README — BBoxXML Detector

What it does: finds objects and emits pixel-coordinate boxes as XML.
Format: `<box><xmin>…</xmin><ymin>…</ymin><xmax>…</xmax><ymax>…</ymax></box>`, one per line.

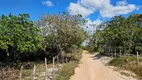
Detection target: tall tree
<box><xmin>91</xmin><ymin>14</ymin><xmax>142</xmax><ymax>55</ymax></box>
<box><xmin>36</xmin><ymin>12</ymin><xmax>87</xmax><ymax>55</ymax></box>
<box><xmin>0</xmin><ymin>13</ymin><xmax>43</xmax><ymax>62</ymax></box>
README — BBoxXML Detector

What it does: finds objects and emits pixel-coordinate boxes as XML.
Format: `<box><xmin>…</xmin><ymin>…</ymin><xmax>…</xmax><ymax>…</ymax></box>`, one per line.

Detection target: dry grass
<box><xmin>0</xmin><ymin>69</ymin><xmax>19</xmax><ymax>80</ymax></box>
<box><xmin>55</xmin><ymin>50</ymin><xmax>82</xmax><ymax>80</ymax></box>
<box><xmin>109</xmin><ymin>56</ymin><xmax>142</xmax><ymax>80</ymax></box>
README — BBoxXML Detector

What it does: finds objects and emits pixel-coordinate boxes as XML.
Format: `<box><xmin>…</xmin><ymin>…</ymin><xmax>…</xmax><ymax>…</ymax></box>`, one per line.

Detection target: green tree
<box><xmin>92</xmin><ymin>14</ymin><xmax>142</xmax><ymax>55</ymax></box>
<box><xmin>0</xmin><ymin>13</ymin><xmax>43</xmax><ymax>62</ymax></box>
<box><xmin>36</xmin><ymin>12</ymin><xmax>87</xmax><ymax>55</ymax></box>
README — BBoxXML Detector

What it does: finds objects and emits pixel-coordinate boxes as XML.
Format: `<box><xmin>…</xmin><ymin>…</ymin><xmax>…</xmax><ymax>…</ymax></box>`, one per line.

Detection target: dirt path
<box><xmin>70</xmin><ymin>51</ymin><xmax>137</xmax><ymax>80</ymax></box>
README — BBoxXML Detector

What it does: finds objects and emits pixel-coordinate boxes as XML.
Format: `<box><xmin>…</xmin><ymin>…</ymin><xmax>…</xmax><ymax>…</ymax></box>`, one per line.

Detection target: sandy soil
<box><xmin>70</xmin><ymin>51</ymin><xmax>137</xmax><ymax>80</ymax></box>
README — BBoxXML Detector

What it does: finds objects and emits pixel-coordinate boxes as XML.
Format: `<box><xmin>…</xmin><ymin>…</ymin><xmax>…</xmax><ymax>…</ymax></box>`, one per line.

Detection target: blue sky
<box><xmin>0</xmin><ymin>0</ymin><xmax>76</xmax><ymax>20</ymax></box>
<box><xmin>0</xmin><ymin>0</ymin><xmax>142</xmax><ymax>33</ymax></box>
<box><xmin>0</xmin><ymin>0</ymin><xmax>142</xmax><ymax>21</ymax></box>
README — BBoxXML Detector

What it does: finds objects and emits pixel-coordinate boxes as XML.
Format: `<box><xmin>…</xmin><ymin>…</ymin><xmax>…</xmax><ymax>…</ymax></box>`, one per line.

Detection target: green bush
<box><xmin>109</xmin><ymin>56</ymin><xmax>142</xmax><ymax>79</ymax></box>
<box><xmin>86</xmin><ymin>43</ymin><xmax>95</xmax><ymax>52</ymax></box>
<box><xmin>71</xmin><ymin>52</ymin><xmax>82</xmax><ymax>61</ymax></box>
<box><xmin>97</xmin><ymin>48</ymin><xmax>104</xmax><ymax>54</ymax></box>
<box><xmin>109</xmin><ymin>56</ymin><xmax>138</xmax><ymax>66</ymax></box>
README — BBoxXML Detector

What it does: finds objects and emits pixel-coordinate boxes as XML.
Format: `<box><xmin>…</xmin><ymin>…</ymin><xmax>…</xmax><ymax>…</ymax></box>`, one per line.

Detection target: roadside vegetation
<box><xmin>55</xmin><ymin>50</ymin><xmax>82</xmax><ymax>80</ymax></box>
<box><xmin>109</xmin><ymin>56</ymin><xmax>142</xmax><ymax>79</ymax></box>
<box><xmin>0</xmin><ymin>12</ymin><xmax>87</xmax><ymax>79</ymax></box>
<box><xmin>86</xmin><ymin>14</ymin><xmax>142</xmax><ymax>79</ymax></box>
<box><xmin>1</xmin><ymin>11</ymin><xmax>142</xmax><ymax>80</ymax></box>
<box><xmin>87</xmin><ymin>14</ymin><xmax>142</xmax><ymax>54</ymax></box>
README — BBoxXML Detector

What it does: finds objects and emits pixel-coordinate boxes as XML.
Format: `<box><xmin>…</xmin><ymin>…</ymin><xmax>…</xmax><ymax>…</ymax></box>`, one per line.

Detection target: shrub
<box><xmin>109</xmin><ymin>56</ymin><xmax>142</xmax><ymax>79</ymax></box>
<box><xmin>109</xmin><ymin>56</ymin><xmax>138</xmax><ymax>66</ymax></box>
<box><xmin>97</xmin><ymin>48</ymin><xmax>104</xmax><ymax>54</ymax></box>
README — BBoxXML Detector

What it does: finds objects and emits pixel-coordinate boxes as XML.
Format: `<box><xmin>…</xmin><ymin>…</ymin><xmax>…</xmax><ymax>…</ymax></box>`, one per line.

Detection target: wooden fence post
<box><xmin>19</xmin><ymin>66</ymin><xmax>23</xmax><ymax>80</ymax></box>
<box><xmin>62</xmin><ymin>51</ymin><xmax>64</xmax><ymax>63</ymax></box>
<box><xmin>56</xmin><ymin>55</ymin><xmax>60</xmax><ymax>73</ymax></box>
<box><xmin>65</xmin><ymin>57</ymin><xmax>68</xmax><ymax>63</ymax></box>
<box><xmin>115</xmin><ymin>49</ymin><xmax>117</xmax><ymax>58</ymax></box>
<box><xmin>32</xmin><ymin>65</ymin><xmax>36</xmax><ymax>80</ymax></box>
<box><xmin>137</xmin><ymin>52</ymin><xmax>139</xmax><ymax>66</ymax></box>
<box><xmin>45</xmin><ymin>58</ymin><xmax>48</xmax><ymax>80</ymax></box>
<box><xmin>109</xmin><ymin>48</ymin><xmax>110</xmax><ymax>53</ymax></box>
<box><xmin>57</xmin><ymin>55</ymin><xmax>59</xmax><ymax>64</ymax></box>
<box><xmin>111</xmin><ymin>49</ymin><xmax>113</xmax><ymax>57</ymax></box>
<box><xmin>119</xmin><ymin>49</ymin><xmax>122</xmax><ymax>57</ymax></box>
<box><xmin>52</xmin><ymin>57</ymin><xmax>55</xmax><ymax>80</ymax></box>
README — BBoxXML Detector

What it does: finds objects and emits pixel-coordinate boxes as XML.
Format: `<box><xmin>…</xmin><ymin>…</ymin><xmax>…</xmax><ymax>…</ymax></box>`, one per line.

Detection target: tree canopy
<box><xmin>0</xmin><ymin>13</ymin><xmax>87</xmax><ymax>62</ymax></box>
<box><xmin>90</xmin><ymin>14</ymin><xmax>142</xmax><ymax>54</ymax></box>
<box><xmin>0</xmin><ymin>13</ymin><xmax>43</xmax><ymax>61</ymax></box>
<box><xmin>36</xmin><ymin>13</ymin><xmax>87</xmax><ymax>53</ymax></box>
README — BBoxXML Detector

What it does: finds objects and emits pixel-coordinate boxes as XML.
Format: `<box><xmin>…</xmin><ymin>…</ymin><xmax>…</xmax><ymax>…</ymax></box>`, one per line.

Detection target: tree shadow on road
<box><xmin>90</xmin><ymin>53</ymin><xmax>103</xmax><ymax>60</ymax></box>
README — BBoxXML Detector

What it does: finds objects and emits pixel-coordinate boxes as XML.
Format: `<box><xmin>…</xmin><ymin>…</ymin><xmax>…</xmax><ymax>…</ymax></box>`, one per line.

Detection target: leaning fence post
<box><xmin>137</xmin><ymin>52</ymin><xmax>139</xmax><ymax>66</ymax></box>
<box><xmin>45</xmin><ymin>58</ymin><xmax>48</xmax><ymax>80</ymax></box>
<box><xmin>32</xmin><ymin>65</ymin><xmax>36</xmax><ymax>80</ymax></box>
<box><xmin>52</xmin><ymin>57</ymin><xmax>55</xmax><ymax>80</ymax></box>
<box><xmin>19</xmin><ymin>66</ymin><xmax>23</xmax><ymax>80</ymax></box>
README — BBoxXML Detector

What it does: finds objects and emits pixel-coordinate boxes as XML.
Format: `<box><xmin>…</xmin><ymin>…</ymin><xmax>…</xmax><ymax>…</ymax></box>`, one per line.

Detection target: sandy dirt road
<box><xmin>70</xmin><ymin>51</ymin><xmax>137</xmax><ymax>80</ymax></box>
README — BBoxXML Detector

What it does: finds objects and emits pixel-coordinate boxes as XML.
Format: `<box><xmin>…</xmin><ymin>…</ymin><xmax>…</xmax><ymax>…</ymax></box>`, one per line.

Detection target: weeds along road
<box><xmin>70</xmin><ymin>51</ymin><xmax>137</xmax><ymax>80</ymax></box>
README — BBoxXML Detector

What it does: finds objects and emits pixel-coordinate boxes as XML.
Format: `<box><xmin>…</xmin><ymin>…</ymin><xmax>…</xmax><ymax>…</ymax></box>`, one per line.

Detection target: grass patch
<box><xmin>22</xmin><ymin>62</ymin><xmax>58</xmax><ymax>80</ymax></box>
<box><xmin>22</xmin><ymin>62</ymin><xmax>45</xmax><ymax>80</ymax></box>
<box><xmin>0</xmin><ymin>50</ymin><xmax>83</xmax><ymax>80</ymax></box>
<box><xmin>109</xmin><ymin>56</ymin><xmax>142</xmax><ymax>80</ymax></box>
<box><xmin>0</xmin><ymin>69</ymin><xmax>19</xmax><ymax>80</ymax></box>
<box><xmin>55</xmin><ymin>61</ymin><xmax>78</xmax><ymax>80</ymax></box>
<box><xmin>55</xmin><ymin>50</ymin><xmax>82</xmax><ymax>80</ymax></box>
<box><xmin>120</xmin><ymin>72</ymin><xmax>131</xmax><ymax>77</ymax></box>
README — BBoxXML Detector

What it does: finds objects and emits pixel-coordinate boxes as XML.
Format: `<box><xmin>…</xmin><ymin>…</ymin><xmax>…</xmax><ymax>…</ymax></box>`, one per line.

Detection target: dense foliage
<box><xmin>36</xmin><ymin>13</ymin><xmax>87</xmax><ymax>56</ymax></box>
<box><xmin>0</xmin><ymin>13</ymin><xmax>43</xmax><ymax>62</ymax></box>
<box><xmin>0</xmin><ymin>13</ymin><xmax>87</xmax><ymax>63</ymax></box>
<box><xmin>109</xmin><ymin>56</ymin><xmax>142</xmax><ymax>79</ymax></box>
<box><xmin>88</xmin><ymin>14</ymin><xmax>142</xmax><ymax>55</ymax></box>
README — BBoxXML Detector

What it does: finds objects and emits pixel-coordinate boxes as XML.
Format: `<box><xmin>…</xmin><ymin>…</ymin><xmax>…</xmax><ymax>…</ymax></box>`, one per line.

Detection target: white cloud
<box><xmin>100</xmin><ymin>4</ymin><xmax>136</xmax><ymax>18</ymax></box>
<box><xmin>83</xmin><ymin>18</ymin><xmax>102</xmax><ymax>35</ymax></box>
<box><xmin>116</xmin><ymin>0</ymin><xmax>127</xmax><ymax>6</ymax></box>
<box><xmin>80</xmin><ymin>0</ymin><xmax>110</xmax><ymax>10</ymax></box>
<box><xmin>43</xmin><ymin>0</ymin><xmax>53</xmax><ymax>7</ymax></box>
<box><xmin>100</xmin><ymin>0</ymin><xmax>136</xmax><ymax>18</ymax></box>
<box><xmin>68</xmin><ymin>0</ymin><xmax>137</xmax><ymax>18</ymax></box>
<box><xmin>68</xmin><ymin>2</ymin><xmax>93</xmax><ymax>17</ymax></box>
<box><xmin>68</xmin><ymin>0</ymin><xmax>138</xmax><ymax>34</ymax></box>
